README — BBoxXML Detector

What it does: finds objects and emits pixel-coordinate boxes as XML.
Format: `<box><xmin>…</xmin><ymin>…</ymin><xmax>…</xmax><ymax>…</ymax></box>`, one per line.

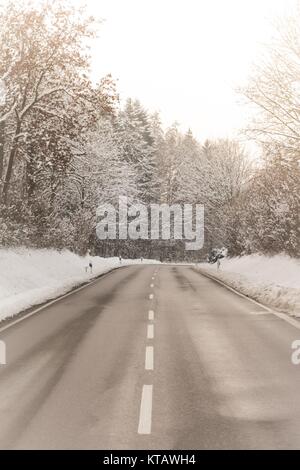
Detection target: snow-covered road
<box><xmin>1</xmin><ymin>265</ymin><xmax>300</xmax><ymax>449</ymax></box>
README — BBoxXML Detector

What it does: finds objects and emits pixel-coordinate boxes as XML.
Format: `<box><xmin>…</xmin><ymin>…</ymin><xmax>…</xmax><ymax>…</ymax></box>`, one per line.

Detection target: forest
<box><xmin>0</xmin><ymin>0</ymin><xmax>299</xmax><ymax>260</ymax></box>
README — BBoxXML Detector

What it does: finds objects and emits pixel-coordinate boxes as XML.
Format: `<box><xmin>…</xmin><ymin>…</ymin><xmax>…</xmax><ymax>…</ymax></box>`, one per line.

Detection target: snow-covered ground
<box><xmin>197</xmin><ymin>254</ymin><xmax>300</xmax><ymax>316</ymax></box>
<box><xmin>0</xmin><ymin>248</ymin><xmax>158</xmax><ymax>322</ymax></box>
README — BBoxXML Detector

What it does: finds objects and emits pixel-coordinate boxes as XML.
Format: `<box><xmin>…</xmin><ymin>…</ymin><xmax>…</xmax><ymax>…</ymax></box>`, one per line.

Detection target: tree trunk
<box><xmin>0</xmin><ymin>120</ymin><xmax>4</xmax><ymax>186</ymax></box>
<box><xmin>2</xmin><ymin>121</ymin><xmax>21</xmax><ymax>204</ymax></box>
<box><xmin>26</xmin><ymin>144</ymin><xmax>36</xmax><ymax>203</ymax></box>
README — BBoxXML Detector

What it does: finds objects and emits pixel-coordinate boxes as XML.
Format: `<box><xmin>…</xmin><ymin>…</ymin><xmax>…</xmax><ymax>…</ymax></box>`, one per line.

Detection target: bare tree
<box><xmin>239</xmin><ymin>7</ymin><xmax>300</xmax><ymax>166</ymax></box>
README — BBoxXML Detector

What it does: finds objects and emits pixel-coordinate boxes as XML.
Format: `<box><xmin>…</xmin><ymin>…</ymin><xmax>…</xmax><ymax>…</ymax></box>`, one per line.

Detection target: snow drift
<box><xmin>198</xmin><ymin>254</ymin><xmax>300</xmax><ymax>316</ymax></box>
<box><xmin>0</xmin><ymin>248</ymin><xmax>158</xmax><ymax>322</ymax></box>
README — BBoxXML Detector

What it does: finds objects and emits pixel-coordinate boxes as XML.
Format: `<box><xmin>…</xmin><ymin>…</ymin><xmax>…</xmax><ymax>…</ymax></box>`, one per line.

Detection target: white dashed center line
<box><xmin>138</xmin><ymin>277</ymin><xmax>157</xmax><ymax>436</ymax></box>
<box><xmin>145</xmin><ymin>346</ymin><xmax>154</xmax><ymax>370</ymax></box>
<box><xmin>147</xmin><ymin>324</ymin><xmax>154</xmax><ymax>339</ymax></box>
<box><xmin>148</xmin><ymin>310</ymin><xmax>154</xmax><ymax>321</ymax></box>
<box><xmin>138</xmin><ymin>385</ymin><xmax>153</xmax><ymax>435</ymax></box>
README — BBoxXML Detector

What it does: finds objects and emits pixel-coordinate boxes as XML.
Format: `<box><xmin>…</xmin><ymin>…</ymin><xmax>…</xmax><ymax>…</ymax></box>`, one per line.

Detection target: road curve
<box><xmin>0</xmin><ymin>265</ymin><xmax>300</xmax><ymax>449</ymax></box>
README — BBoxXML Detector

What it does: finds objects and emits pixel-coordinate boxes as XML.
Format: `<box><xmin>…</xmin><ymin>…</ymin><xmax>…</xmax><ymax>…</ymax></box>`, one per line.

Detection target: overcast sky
<box><xmin>85</xmin><ymin>0</ymin><xmax>298</xmax><ymax>141</ymax></box>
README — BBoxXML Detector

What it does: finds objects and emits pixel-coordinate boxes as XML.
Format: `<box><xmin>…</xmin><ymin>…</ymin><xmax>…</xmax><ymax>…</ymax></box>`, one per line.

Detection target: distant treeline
<box><xmin>0</xmin><ymin>1</ymin><xmax>299</xmax><ymax>259</ymax></box>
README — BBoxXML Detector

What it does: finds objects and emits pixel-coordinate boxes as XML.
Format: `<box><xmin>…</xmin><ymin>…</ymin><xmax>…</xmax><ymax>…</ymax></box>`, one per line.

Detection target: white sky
<box><xmin>85</xmin><ymin>0</ymin><xmax>298</xmax><ymax>141</ymax></box>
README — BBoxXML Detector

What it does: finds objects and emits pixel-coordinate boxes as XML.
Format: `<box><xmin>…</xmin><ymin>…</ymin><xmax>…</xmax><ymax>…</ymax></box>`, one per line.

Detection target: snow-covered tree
<box><xmin>0</xmin><ymin>0</ymin><xmax>117</xmax><ymax>203</ymax></box>
<box><xmin>115</xmin><ymin>99</ymin><xmax>159</xmax><ymax>203</ymax></box>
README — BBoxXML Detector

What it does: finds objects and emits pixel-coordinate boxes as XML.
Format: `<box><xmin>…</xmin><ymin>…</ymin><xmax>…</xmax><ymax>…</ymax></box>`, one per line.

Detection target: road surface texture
<box><xmin>0</xmin><ymin>265</ymin><xmax>300</xmax><ymax>449</ymax></box>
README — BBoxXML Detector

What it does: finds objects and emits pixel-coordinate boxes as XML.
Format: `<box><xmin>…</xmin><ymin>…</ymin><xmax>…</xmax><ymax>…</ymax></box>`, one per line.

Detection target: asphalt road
<box><xmin>0</xmin><ymin>264</ymin><xmax>300</xmax><ymax>449</ymax></box>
